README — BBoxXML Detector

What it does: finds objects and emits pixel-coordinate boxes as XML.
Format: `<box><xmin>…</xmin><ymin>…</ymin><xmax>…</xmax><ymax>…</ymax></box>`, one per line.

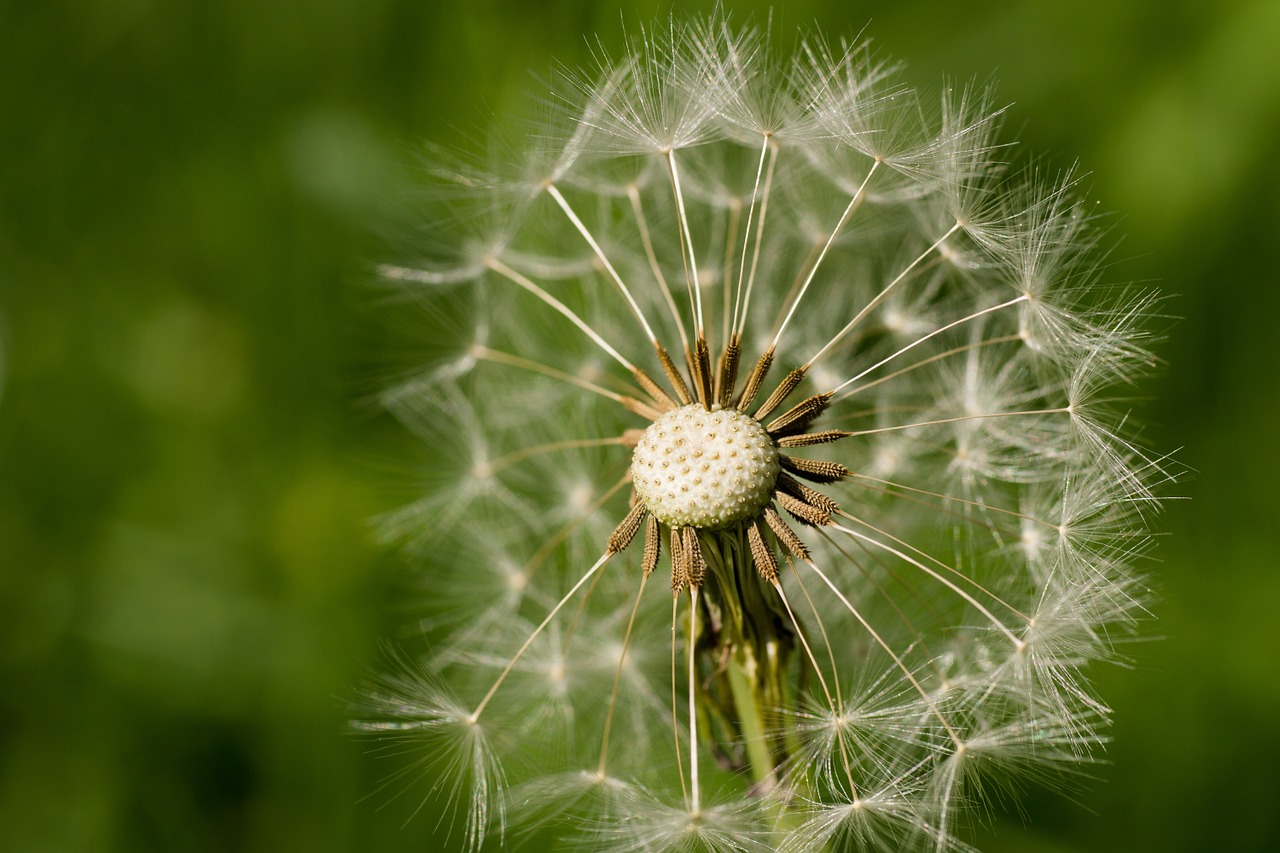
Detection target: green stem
<box><xmin>697</xmin><ymin>525</ymin><xmax>818</xmax><ymax>845</ymax></box>
<box><xmin>726</xmin><ymin>652</ymin><xmax>775</xmax><ymax>789</ymax></box>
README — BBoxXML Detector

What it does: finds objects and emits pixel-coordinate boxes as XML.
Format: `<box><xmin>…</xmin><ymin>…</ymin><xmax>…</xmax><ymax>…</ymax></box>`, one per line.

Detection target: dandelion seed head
<box><xmin>360</xmin><ymin>11</ymin><xmax>1170</xmax><ymax>852</ymax></box>
<box><xmin>632</xmin><ymin>404</ymin><xmax>780</xmax><ymax>528</ymax></box>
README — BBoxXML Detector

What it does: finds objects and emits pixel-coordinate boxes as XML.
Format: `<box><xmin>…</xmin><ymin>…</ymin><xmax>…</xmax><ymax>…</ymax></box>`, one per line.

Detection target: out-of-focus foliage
<box><xmin>0</xmin><ymin>1</ymin><xmax>1276</xmax><ymax>852</ymax></box>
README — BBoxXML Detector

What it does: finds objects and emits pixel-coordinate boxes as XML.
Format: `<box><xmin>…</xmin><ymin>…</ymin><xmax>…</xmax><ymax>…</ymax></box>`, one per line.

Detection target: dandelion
<box><xmin>355</xmin><ymin>14</ymin><xmax>1168</xmax><ymax>852</ymax></box>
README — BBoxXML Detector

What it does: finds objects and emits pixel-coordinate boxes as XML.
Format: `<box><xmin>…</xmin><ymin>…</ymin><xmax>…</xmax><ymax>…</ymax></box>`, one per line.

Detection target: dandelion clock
<box><xmin>355</xmin><ymin>14</ymin><xmax>1169</xmax><ymax>853</ymax></box>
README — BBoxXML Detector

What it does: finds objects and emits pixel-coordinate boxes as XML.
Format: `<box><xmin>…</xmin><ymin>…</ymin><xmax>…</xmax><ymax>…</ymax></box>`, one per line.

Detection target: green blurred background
<box><xmin>2</xmin><ymin>1</ymin><xmax>1277</xmax><ymax>851</ymax></box>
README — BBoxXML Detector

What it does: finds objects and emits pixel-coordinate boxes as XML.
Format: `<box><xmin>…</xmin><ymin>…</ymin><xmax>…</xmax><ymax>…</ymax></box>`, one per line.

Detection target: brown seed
<box><xmin>755</xmin><ymin>366</ymin><xmax>808</xmax><ymax>421</ymax></box>
<box><xmin>764</xmin><ymin>506</ymin><xmax>810</xmax><ymax>561</ymax></box>
<box><xmin>607</xmin><ymin>502</ymin><xmax>647</xmax><ymax>554</ymax></box>
<box><xmin>694</xmin><ymin>336</ymin><xmax>713</xmax><ymax>409</ymax></box>
<box><xmin>748</xmin><ymin>520</ymin><xmax>779</xmax><ymax>583</ymax></box>
<box><xmin>641</xmin><ymin>514</ymin><xmax>661</xmax><ymax>578</ymax></box>
<box><xmin>777</xmin><ymin>429</ymin><xmax>854</xmax><ymax>448</ymax></box>
<box><xmin>767</xmin><ymin>392</ymin><xmax>833</xmax><ymax>438</ymax></box>
<box><xmin>632</xmin><ymin>367</ymin><xmax>676</xmax><ymax>411</ymax></box>
<box><xmin>655</xmin><ymin>343</ymin><xmax>693</xmax><ymax>406</ymax></box>
<box><xmin>779</xmin><ymin>455</ymin><xmax>849</xmax><ymax>483</ymax></box>
<box><xmin>670</xmin><ymin>526</ymin><xmax>689</xmax><ymax>592</ymax></box>
<box><xmin>777</xmin><ymin>472</ymin><xmax>840</xmax><ymax>515</ymax></box>
<box><xmin>715</xmin><ymin>336</ymin><xmax>741</xmax><ymax>407</ymax></box>
<box><xmin>776</xmin><ymin>490</ymin><xmax>830</xmax><ymax>527</ymax></box>
<box><xmin>735</xmin><ymin>346</ymin><xmax>775</xmax><ymax>412</ymax></box>
<box><xmin>683</xmin><ymin>526</ymin><xmax>706</xmax><ymax>587</ymax></box>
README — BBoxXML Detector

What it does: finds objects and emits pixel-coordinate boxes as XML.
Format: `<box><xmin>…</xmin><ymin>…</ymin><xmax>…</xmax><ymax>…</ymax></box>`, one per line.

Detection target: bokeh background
<box><xmin>3</xmin><ymin>1</ymin><xmax>1278</xmax><ymax>851</ymax></box>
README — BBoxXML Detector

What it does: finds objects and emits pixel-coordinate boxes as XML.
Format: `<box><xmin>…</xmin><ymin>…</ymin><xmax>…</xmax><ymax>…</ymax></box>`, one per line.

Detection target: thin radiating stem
<box><xmin>848</xmin><ymin>472</ymin><xmax>1058</xmax><ymax>530</ymax></box>
<box><xmin>772</xmin><ymin>581</ymin><xmax>836</xmax><ymax>715</ymax></box>
<box><xmin>831</xmin><ymin>296</ymin><xmax>1030</xmax><ymax>397</ymax></box>
<box><xmin>836</xmin><ymin>509</ymin><xmax>1030</xmax><ymax>622</ymax></box>
<box><xmin>788</xmin><ymin>563</ymin><xmax>845</xmax><ymax>709</ymax></box>
<box><xmin>837</xmin><ymin>407</ymin><xmax>1070</xmax><ymax>439</ymax></box>
<box><xmin>628</xmin><ymin>184</ymin><xmax>690</xmax><ymax>350</ymax></box>
<box><xmin>670</xmin><ymin>594</ymin><xmax>689</xmax><ymax>805</ymax></box>
<box><xmin>804</xmin><ymin>558</ymin><xmax>961</xmax><ymax>744</ymax></box>
<box><xmin>473</xmin><ymin>348</ymin><xmax>665</xmax><ymax>420</ymax></box>
<box><xmin>520</xmin><ymin>471</ymin><xmax>631</xmax><ymax>587</ymax></box>
<box><xmin>830</xmin><ymin>521</ymin><xmax>1023</xmax><ymax>644</ymax></box>
<box><xmin>722</xmin><ymin>198</ymin><xmax>740</xmax><ymax>352</ymax></box>
<box><xmin>772</xmin><ymin>579</ymin><xmax>859</xmax><ymax>797</ymax></box>
<box><xmin>597</xmin><ymin>573</ymin><xmax>651</xmax><ymax>776</ymax></box>
<box><xmin>485</xmin><ymin>257</ymin><xmax>636</xmax><ymax>371</ymax></box>
<box><xmin>665</xmin><ymin>150</ymin><xmax>704</xmax><ymax>337</ymax></box>
<box><xmin>838</xmin><ymin>335</ymin><xmax>1022</xmax><ymax>400</ymax></box>
<box><xmin>772</xmin><ymin>159</ymin><xmax>881</xmax><ymax>349</ymax></box>
<box><xmin>546</xmin><ymin>183</ymin><xmax>660</xmax><ymax>344</ymax></box>
<box><xmin>687</xmin><ymin>586</ymin><xmax>702</xmax><ymax>815</ymax></box>
<box><xmin>470</xmin><ymin>551</ymin><xmax>613</xmax><ymax>721</ymax></box>
<box><xmin>731</xmin><ymin>135</ymin><xmax>771</xmax><ymax>335</ymax></box>
<box><xmin>735</xmin><ymin>140</ymin><xmax>779</xmax><ymax>339</ymax></box>
<box><xmin>479</xmin><ymin>436</ymin><xmax>629</xmax><ymax>479</ymax></box>
<box><xmin>814</xmin><ymin>526</ymin><xmax>939</xmax><ymax>658</ymax></box>
<box><xmin>806</xmin><ymin>222</ymin><xmax>963</xmax><ymax>368</ymax></box>
<box><xmin>471</xmin><ymin>346</ymin><xmax>642</xmax><ymax>410</ymax></box>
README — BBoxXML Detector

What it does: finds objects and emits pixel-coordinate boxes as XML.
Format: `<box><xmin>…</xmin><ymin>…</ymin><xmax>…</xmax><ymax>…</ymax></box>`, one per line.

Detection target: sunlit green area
<box><xmin>2</xmin><ymin>1</ymin><xmax>1278</xmax><ymax>851</ymax></box>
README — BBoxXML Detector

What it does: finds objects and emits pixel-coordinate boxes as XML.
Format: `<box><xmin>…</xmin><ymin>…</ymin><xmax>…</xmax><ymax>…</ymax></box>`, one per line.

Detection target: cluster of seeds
<box><xmin>631</xmin><ymin>405</ymin><xmax>779</xmax><ymax>529</ymax></box>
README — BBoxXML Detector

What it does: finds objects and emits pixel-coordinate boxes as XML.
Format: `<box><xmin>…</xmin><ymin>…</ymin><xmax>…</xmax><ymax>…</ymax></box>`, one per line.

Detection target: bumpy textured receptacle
<box><xmin>631</xmin><ymin>404</ymin><xmax>780</xmax><ymax>529</ymax></box>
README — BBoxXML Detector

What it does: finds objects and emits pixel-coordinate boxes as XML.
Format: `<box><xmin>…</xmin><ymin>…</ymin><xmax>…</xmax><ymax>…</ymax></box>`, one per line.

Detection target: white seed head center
<box><xmin>631</xmin><ymin>404</ymin><xmax>779</xmax><ymax>529</ymax></box>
